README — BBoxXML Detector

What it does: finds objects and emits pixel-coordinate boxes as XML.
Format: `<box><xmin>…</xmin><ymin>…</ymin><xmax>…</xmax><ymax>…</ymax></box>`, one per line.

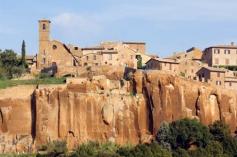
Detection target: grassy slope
<box><xmin>0</xmin><ymin>77</ymin><xmax>66</xmax><ymax>89</ymax></box>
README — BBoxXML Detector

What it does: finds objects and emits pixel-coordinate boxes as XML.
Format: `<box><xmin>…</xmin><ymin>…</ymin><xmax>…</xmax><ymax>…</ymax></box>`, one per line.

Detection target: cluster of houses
<box><xmin>146</xmin><ymin>44</ymin><xmax>237</xmax><ymax>90</ymax></box>
<box><xmin>29</xmin><ymin>19</ymin><xmax>237</xmax><ymax>90</ymax></box>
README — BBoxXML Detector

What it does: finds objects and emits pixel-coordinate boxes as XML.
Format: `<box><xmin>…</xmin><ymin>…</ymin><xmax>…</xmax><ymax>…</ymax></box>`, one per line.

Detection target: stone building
<box><xmin>202</xmin><ymin>43</ymin><xmax>237</xmax><ymax>67</ymax></box>
<box><xmin>178</xmin><ymin>59</ymin><xmax>205</xmax><ymax>79</ymax></box>
<box><xmin>146</xmin><ymin>58</ymin><xmax>179</xmax><ymax>73</ymax></box>
<box><xmin>33</xmin><ymin>19</ymin><xmax>152</xmax><ymax>76</ymax></box>
<box><xmin>37</xmin><ymin>20</ymin><xmax>76</xmax><ymax>72</ymax></box>
<box><xmin>196</xmin><ymin>67</ymin><xmax>226</xmax><ymax>87</ymax></box>
<box><xmin>168</xmin><ymin>47</ymin><xmax>203</xmax><ymax>61</ymax></box>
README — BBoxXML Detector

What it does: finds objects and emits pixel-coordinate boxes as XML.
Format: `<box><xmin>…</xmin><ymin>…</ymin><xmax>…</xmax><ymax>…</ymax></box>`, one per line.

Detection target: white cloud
<box><xmin>52</xmin><ymin>12</ymin><xmax>102</xmax><ymax>36</ymax></box>
<box><xmin>51</xmin><ymin>0</ymin><xmax>237</xmax><ymax>44</ymax></box>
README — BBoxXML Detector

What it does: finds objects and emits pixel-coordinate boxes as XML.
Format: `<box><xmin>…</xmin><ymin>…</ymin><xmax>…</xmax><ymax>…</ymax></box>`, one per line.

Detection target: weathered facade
<box><xmin>202</xmin><ymin>43</ymin><xmax>237</xmax><ymax>67</ymax></box>
<box><xmin>196</xmin><ymin>67</ymin><xmax>226</xmax><ymax>87</ymax></box>
<box><xmin>146</xmin><ymin>58</ymin><xmax>179</xmax><ymax>73</ymax></box>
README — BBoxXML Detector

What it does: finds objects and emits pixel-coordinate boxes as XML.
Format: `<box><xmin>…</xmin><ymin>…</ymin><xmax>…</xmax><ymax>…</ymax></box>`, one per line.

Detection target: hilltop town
<box><xmin>1</xmin><ymin>19</ymin><xmax>237</xmax><ymax>155</ymax></box>
<box><xmin>23</xmin><ymin>19</ymin><xmax>237</xmax><ymax>91</ymax></box>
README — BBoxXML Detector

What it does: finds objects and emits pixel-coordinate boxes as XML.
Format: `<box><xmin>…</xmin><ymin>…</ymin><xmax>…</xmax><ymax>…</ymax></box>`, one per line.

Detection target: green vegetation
<box><xmin>136</xmin><ymin>55</ymin><xmax>143</xmax><ymax>69</ymax></box>
<box><xmin>156</xmin><ymin>119</ymin><xmax>235</xmax><ymax>157</ymax></box>
<box><xmin>180</xmin><ymin>72</ymin><xmax>186</xmax><ymax>77</ymax></box>
<box><xmin>21</xmin><ymin>40</ymin><xmax>27</xmax><ymax>68</ymax></box>
<box><xmin>0</xmin><ymin>77</ymin><xmax>66</xmax><ymax>89</ymax></box>
<box><xmin>1</xmin><ymin>119</ymin><xmax>237</xmax><ymax>157</ymax></box>
<box><xmin>213</xmin><ymin>65</ymin><xmax>237</xmax><ymax>71</ymax></box>
<box><xmin>28</xmin><ymin>119</ymin><xmax>237</xmax><ymax>157</ymax></box>
<box><xmin>0</xmin><ymin>47</ymin><xmax>28</xmax><ymax>79</ymax></box>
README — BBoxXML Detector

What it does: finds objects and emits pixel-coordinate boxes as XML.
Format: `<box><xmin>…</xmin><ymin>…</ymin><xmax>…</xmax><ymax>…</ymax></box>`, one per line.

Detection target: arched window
<box><xmin>42</xmin><ymin>24</ymin><xmax>46</xmax><ymax>30</ymax></box>
<box><xmin>52</xmin><ymin>45</ymin><xmax>57</xmax><ymax>50</ymax></box>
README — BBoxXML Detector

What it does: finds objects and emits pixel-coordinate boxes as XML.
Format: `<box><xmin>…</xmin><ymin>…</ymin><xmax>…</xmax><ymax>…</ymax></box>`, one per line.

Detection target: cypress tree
<box><xmin>21</xmin><ymin>40</ymin><xmax>26</xmax><ymax>67</ymax></box>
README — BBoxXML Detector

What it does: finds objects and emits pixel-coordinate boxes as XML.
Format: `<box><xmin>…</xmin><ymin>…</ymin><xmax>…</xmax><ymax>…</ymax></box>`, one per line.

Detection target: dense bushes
<box><xmin>156</xmin><ymin>119</ymin><xmax>236</xmax><ymax>157</ymax></box>
<box><xmin>0</xmin><ymin>49</ymin><xmax>27</xmax><ymax>79</ymax></box>
<box><xmin>157</xmin><ymin>118</ymin><xmax>212</xmax><ymax>149</ymax></box>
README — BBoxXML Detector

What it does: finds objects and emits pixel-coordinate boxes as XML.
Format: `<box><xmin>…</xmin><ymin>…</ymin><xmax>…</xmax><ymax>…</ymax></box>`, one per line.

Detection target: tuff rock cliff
<box><xmin>0</xmin><ymin>70</ymin><xmax>237</xmax><ymax>153</ymax></box>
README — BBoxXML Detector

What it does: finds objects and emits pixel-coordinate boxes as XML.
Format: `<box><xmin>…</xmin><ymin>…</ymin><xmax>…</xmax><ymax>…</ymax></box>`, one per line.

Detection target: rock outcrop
<box><xmin>0</xmin><ymin>71</ymin><xmax>237</xmax><ymax>153</ymax></box>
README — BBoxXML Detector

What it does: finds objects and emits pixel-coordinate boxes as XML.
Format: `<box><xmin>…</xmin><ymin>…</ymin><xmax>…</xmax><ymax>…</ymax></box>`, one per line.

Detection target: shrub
<box><xmin>209</xmin><ymin>121</ymin><xmax>231</xmax><ymax>141</ymax></box>
<box><xmin>156</xmin><ymin>121</ymin><xmax>172</xmax><ymax>150</ymax></box>
<box><xmin>117</xmin><ymin>145</ymin><xmax>133</xmax><ymax>157</ymax></box>
<box><xmin>172</xmin><ymin>148</ymin><xmax>190</xmax><ymax>157</ymax></box>
<box><xmin>73</xmin><ymin>141</ymin><xmax>119</xmax><ymax>157</ymax></box>
<box><xmin>38</xmin><ymin>72</ymin><xmax>51</xmax><ymax>79</ymax></box>
<box><xmin>37</xmin><ymin>140</ymin><xmax>67</xmax><ymax>157</ymax></box>
<box><xmin>156</xmin><ymin>118</ymin><xmax>213</xmax><ymax>149</ymax></box>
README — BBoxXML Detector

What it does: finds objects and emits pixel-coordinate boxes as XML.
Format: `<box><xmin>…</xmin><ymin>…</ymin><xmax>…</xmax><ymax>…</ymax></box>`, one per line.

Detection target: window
<box><xmin>217</xmin><ymin>72</ymin><xmax>220</xmax><ymax>77</ymax></box>
<box><xmin>93</xmin><ymin>55</ymin><xmax>96</xmax><ymax>60</ymax></box>
<box><xmin>191</xmin><ymin>69</ymin><xmax>194</xmax><ymax>73</ymax></box>
<box><xmin>42</xmin><ymin>24</ymin><xmax>46</xmax><ymax>30</ymax></box>
<box><xmin>214</xmin><ymin>49</ymin><xmax>220</xmax><ymax>54</ymax></box>
<box><xmin>224</xmin><ymin>49</ymin><xmax>230</xmax><ymax>54</ymax></box>
<box><xmin>52</xmin><ymin>45</ymin><xmax>57</xmax><ymax>50</ymax></box>
<box><xmin>86</xmin><ymin>56</ymin><xmax>89</xmax><ymax>60</ymax></box>
<box><xmin>73</xmin><ymin>59</ymin><xmax>77</xmax><ymax>66</ymax></box>
<box><xmin>74</xmin><ymin>47</ymin><xmax>78</xmax><ymax>50</ymax></box>
<box><xmin>229</xmin><ymin>82</ymin><xmax>232</xmax><ymax>86</ymax></box>
<box><xmin>109</xmin><ymin>54</ymin><xmax>112</xmax><ymax>60</ymax></box>
<box><xmin>84</xmin><ymin>63</ymin><xmax>88</xmax><ymax>66</ymax></box>
<box><xmin>95</xmin><ymin>63</ymin><xmax>99</xmax><ymax>66</ymax></box>
<box><xmin>216</xmin><ymin>81</ymin><xmax>222</xmax><ymax>86</ymax></box>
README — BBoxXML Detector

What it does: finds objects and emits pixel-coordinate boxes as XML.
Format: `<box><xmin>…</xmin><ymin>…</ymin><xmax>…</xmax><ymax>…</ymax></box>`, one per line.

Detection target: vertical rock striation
<box><xmin>0</xmin><ymin>71</ymin><xmax>237</xmax><ymax>152</ymax></box>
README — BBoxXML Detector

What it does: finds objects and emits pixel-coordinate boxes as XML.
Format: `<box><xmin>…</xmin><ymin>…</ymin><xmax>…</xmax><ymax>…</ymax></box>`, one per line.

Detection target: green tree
<box><xmin>205</xmin><ymin>141</ymin><xmax>226</xmax><ymax>157</ymax></box>
<box><xmin>0</xmin><ymin>49</ymin><xmax>20</xmax><ymax>78</ymax></box>
<box><xmin>173</xmin><ymin>148</ymin><xmax>190</xmax><ymax>157</ymax></box>
<box><xmin>149</xmin><ymin>142</ymin><xmax>172</xmax><ymax>157</ymax></box>
<box><xmin>209</xmin><ymin>121</ymin><xmax>237</xmax><ymax>156</ymax></box>
<box><xmin>167</xmin><ymin>118</ymin><xmax>213</xmax><ymax>149</ymax></box>
<box><xmin>209</xmin><ymin>121</ymin><xmax>231</xmax><ymax>141</ymax></box>
<box><xmin>0</xmin><ymin>49</ymin><xmax>18</xmax><ymax>68</ymax></box>
<box><xmin>21</xmin><ymin>40</ymin><xmax>27</xmax><ymax>67</ymax></box>
<box><xmin>136</xmin><ymin>55</ymin><xmax>142</xmax><ymax>69</ymax></box>
<box><xmin>156</xmin><ymin>122</ymin><xmax>172</xmax><ymax>150</ymax></box>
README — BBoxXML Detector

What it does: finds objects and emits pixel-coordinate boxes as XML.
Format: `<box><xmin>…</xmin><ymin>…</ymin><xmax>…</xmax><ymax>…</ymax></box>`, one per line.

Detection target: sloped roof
<box><xmin>200</xmin><ymin>67</ymin><xmax>226</xmax><ymax>72</ymax></box>
<box><xmin>146</xmin><ymin>58</ymin><xmax>179</xmax><ymax>64</ymax></box>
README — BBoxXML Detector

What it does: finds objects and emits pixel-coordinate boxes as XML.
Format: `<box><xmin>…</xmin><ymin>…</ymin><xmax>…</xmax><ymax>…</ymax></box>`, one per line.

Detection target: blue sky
<box><xmin>0</xmin><ymin>0</ymin><xmax>237</xmax><ymax>57</ymax></box>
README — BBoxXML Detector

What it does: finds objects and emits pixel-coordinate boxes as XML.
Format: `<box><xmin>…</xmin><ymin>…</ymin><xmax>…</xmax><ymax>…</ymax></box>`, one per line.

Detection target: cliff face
<box><xmin>34</xmin><ymin>81</ymin><xmax>150</xmax><ymax>149</ymax></box>
<box><xmin>0</xmin><ymin>71</ymin><xmax>237</xmax><ymax>153</ymax></box>
<box><xmin>135</xmin><ymin>70</ymin><xmax>237</xmax><ymax>134</ymax></box>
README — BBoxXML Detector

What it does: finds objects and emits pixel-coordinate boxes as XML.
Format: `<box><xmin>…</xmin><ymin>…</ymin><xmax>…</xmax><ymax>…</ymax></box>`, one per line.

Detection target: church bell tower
<box><xmin>37</xmin><ymin>19</ymin><xmax>51</xmax><ymax>69</ymax></box>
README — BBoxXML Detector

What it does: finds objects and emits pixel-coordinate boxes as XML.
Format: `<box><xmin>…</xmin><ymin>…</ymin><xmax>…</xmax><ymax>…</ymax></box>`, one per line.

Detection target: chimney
<box><xmin>231</xmin><ymin>42</ymin><xmax>235</xmax><ymax>46</ymax></box>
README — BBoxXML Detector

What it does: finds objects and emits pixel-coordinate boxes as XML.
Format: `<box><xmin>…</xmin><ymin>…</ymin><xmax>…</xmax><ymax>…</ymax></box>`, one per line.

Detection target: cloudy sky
<box><xmin>0</xmin><ymin>0</ymin><xmax>237</xmax><ymax>57</ymax></box>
